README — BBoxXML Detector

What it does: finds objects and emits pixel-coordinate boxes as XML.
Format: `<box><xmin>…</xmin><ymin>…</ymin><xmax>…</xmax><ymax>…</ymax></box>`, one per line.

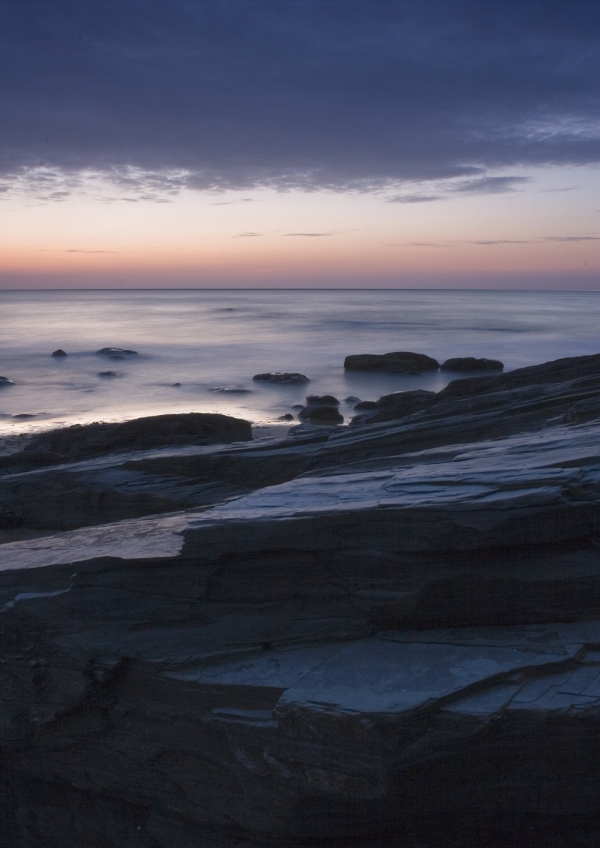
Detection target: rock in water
<box><xmin>253</xmin><ymin>372</ymin><xmax>310</xmax><ymax>384</ymax></box>
<box><xmin>305</xmin><ymin>394</ymin><xmax>340</xmax><ymax>406</ymax></box>
<box><xmin>51</xmin><ymin>349</ymin><xmax>67</xmax><ymax>357</ymax></box>
<box><xmin>441</xmin><ymin>356</ymin><xmax>504</xmax><ymax>371</ymax></box>
<box><xmin>96</xmin><ymin>347</ymin><xmax>138</xmax><ymax>358</ymax></box>
<box><xmin>0</xmin><ymin>375</ymin><xmax>14</xmax><ymax>387</ymax></box>
<box><xmin>344</xmin><ymin>351</ymin><xmax>439</xmax><ymax>373</ymax></box>
<box><xmin>98</xmin><ymin>370</ymin><xmax>118</xmax><ymax>377</ymax></box>
<box><xmin>298</xmin><ymin>405</ymin><xmax>344</xmax><ymax>423</ymax></box>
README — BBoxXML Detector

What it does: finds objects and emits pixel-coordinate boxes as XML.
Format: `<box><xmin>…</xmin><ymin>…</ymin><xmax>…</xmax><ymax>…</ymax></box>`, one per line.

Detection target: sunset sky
<box><xmin>1</xmin><ymin>0</ymin><xmax>599</xmax><ymax>289</ymax></box>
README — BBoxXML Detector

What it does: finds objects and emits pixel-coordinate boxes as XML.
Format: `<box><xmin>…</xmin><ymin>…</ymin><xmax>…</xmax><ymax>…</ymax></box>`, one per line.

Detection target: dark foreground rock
<box><xmin>441</xmin><ymin>356</ymin><xmax>504</xmax><ymax>371</ymax></box>
<box><xmin>298</xmin><ymin>405</ymin><xmax>344</xmax><ymax>423</ymax></box>
<box><xmin>22</xmin><ymin>412</ymin><xmax>252</xmax><ymax>459</ymax></box>
<box><xmin>2</xmin><ymin>354</ymin><xmax>600</xmax><ymax>846</ymax></box>
<box><xmin>344</xmin><ymin>351</ymin><xmax>439</xmax><ymax>373</ymax></box>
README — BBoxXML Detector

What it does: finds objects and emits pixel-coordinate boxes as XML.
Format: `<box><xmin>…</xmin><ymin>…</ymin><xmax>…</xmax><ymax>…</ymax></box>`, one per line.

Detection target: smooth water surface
<box><xmin>1</xmin><ymin>289</ymin><xmax>599</xmax><ymax>435</ymax></box>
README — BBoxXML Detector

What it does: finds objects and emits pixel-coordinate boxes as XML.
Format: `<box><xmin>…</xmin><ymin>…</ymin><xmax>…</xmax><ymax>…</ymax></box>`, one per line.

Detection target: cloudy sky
<box><xmin>1</xmin><ymin>0</ymin><xmax>599</xmax><ymax>289</ymax></box>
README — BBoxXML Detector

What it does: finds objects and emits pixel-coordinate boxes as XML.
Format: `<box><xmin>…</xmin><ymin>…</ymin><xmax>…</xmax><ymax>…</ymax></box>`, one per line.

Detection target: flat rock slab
<box><xmin>0</xmin><ymin>511</ymin><xmax>186</xmax><ymax>571</ymax></box>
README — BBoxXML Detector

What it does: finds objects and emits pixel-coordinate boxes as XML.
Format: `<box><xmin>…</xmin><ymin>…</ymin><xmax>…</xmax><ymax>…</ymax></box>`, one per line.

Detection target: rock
<box><xmin>96</xmin><ymin>347</ymin><xmax>138</xmax><ymax>359</ymax></box>
<box><xmin>351</xmin><ymin>389</ymin><xmax>436</xmax><ymax>425</ymax></box>
<box><xmin>252</xmin><ymin>372</ymin><xmax>310</xmax><ymax>384</ymax></box>
<box><xmin>4</xmin><ymin>354</ymin><xmax>600</xmax><ymax>845</ymax></box>
<box><xmin>22</xmin><ymin>412</ymin><xmax>252</xmax><ymax>459</ymax></box>
<box><xmin>344</xmin><ymin>396</ymin><xmax>361</xmax><ymax>404</ymax></box>
<box><xmin>98</xmin><ymin>370</ymin><xmax>118</xmax><ymax>377</ymax></box>
<box><xmin>4</xmin><ymin>415</ymin><xmax>600</xmax><ymax>844</ymax></box>
<box><xmin>305</xmin><ymin>394</ymin><xmax>339</xmax><ymax>406</ymax></box>
<box><xmin>278</xmin><ymin>413</ymin><xmax>295</xmax><ymax>421</ymax></box>
<box><xmin>298</xmin><ymin>405</ymin><xmax>344</xmax><ymax>424</ymax></box>
<box><xmin>211</xmin><ymin>386</ymin><xmax>252</xmax><ymax>394</ymax></box>
<box><xmin>344</xmin><ymin>351</ymin><xmax>439</xmax><ymax>373</ymax></box>
<box><xmin>0</xmin><ymin>376</ymin><xmax>15</xmax><ymax>387</ymax></box>
<box><xmin>441</xmin><ymin>356</ymin><xmax>504</xmax><ymax>371</ymax></box>
<box><xmin>51</xmin><ymin>349</ymin><xmax>67</xmax><ymax>357</ymax></box>
<box><xmin>172</xmin><ymin>382</ymin><xmax>181</xmax><ymax>387</ymax></box>
<box><xmin>11</xmin><ymin>414</ymin><xmax>36</xmax><ymax>419</ymax></box>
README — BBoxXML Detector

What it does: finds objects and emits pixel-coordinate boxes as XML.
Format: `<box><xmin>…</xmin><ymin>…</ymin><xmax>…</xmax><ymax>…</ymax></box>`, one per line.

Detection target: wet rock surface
<box><xmin>3</xmin><ymin>355</ymin><xmax>600</xmax><ymax>846</ymax></box>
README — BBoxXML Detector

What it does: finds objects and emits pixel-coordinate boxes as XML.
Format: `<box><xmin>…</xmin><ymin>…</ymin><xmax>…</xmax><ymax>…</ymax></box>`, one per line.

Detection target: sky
<box><xmin>1</xmin><ymin>0</ymin><xmax>599</xmax><ymax>290</ymax></box>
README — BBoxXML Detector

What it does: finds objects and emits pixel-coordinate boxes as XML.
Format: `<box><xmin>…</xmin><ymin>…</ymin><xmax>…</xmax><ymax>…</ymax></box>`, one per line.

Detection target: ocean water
<box><xmin>1</xmin><ymin>288</ymin><xmax>599</xmax><ymax>436</ymax></box>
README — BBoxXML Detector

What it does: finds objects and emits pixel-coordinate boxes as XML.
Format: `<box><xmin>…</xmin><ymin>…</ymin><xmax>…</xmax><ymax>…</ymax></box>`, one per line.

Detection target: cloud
<box><xmin>1</xmin><ymin>0</ymin><xmax>600</xmax><ymax>199</ymax></box>
<box><xmin>283</xmin><ymin>232</ymin><xmax>335</xmax><ymax>237</ymax></box>
<box><xmin>387</xmin><ymin>194</ymin><xmax>443</xmax><ymax>204</ymax></box>
<box><xmin>470</xmin><ymin>239</ymin><xmax>536</xmax><ymax>245</ymax></box>
<box><xmin>232</xmin><ymin>231</ymin><xmax>262</xmax><ymax>237</ymax></box>
<box><xmin>64</xmin><ymin>249</ymin><xmax>118</xmax><ymax>253</ymax></box>
<box><xmin>452</xmin><ymin>176</ymin><xmax>529</xmax><ymax>195</ymax></box>
<box><xmin>544</xmin><ymin>235</ymin><xmax>600</xmax><ymax>242</ymax></box>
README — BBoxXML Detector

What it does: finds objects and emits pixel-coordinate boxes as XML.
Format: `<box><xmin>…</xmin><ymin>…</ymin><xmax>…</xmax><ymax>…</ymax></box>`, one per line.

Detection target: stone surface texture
<box><xmin>3</xmin><ymin>356</ymin><xmax>600</xmax><ymax>846</ymax></box>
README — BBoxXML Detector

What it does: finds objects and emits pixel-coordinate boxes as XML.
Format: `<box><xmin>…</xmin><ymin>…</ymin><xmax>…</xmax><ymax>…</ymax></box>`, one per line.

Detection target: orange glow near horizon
<box><xmin>1</xmin><ymin>166</ymin><xmax>599</xmax><ymax>288</ymax></box>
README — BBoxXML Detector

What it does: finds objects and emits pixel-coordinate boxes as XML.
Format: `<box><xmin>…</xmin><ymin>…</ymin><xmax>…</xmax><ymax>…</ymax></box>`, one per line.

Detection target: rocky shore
<box><xmin>2</xmin><ymin>354</ymin><xmax>600</xmax><ymax>846</ymax></box>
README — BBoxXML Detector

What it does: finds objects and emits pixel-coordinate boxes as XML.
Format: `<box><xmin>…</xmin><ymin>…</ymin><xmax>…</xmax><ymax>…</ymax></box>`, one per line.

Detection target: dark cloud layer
<box><xmin>1</xmin><ymin>0</ymin><xmax>599</xmax><ymax>196</ymax></box>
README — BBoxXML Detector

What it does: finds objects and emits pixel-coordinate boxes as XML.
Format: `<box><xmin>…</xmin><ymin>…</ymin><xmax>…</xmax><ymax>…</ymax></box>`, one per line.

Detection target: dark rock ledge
<box><xmin>3</xmin><ymin>355</ymin><xmax>600</xmax><ymax>846</ymax></box>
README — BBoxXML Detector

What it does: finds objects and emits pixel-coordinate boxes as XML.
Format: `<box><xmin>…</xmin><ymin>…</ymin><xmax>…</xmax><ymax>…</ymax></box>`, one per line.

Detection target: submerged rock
<box><xmin>441</xmin><ymin>356</ymin><xmax>504</xmax><ymax>371</ymax></box>
<box><xmin>253</xmin><ymin>372</ymin><xmax>310</xmax><ymax>384</ymax></box>
<box><xmin>97</xmin><ymin>370</ymin><xmax>118</xmax><ymax>377</ymax></box>
<box><xmin>51</xmin><ymin>348</ymin><xmax>68</xmax><ymax>357</ymax></box>
<box><xmin>96</xmin><ymin>347</ymin><xmax>138</xmax><ymax>359</ymax></box>
<box><xmin>344</xmin><ymin>350</ymin><xmax>439</xmax><ymax>373</ymax></box>
<box><xmin>0</xmin><ymin>376</ymin><xmax>14</xmax><ymax>387</ymax></box>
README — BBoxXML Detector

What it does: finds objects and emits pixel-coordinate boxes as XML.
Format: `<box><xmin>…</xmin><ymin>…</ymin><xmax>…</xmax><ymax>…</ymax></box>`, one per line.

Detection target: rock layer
<box><xmin>2</xmin><ymin>355</ymin><xmax>600</xmax><ymax>846</ymax></box>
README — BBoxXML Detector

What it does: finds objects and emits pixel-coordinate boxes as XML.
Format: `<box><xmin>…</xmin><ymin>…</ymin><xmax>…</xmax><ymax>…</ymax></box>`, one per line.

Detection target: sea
<box><xmin>1</xmin><ymin>288</ymin><xmax>599</xmax><ymax>438</ymax></box>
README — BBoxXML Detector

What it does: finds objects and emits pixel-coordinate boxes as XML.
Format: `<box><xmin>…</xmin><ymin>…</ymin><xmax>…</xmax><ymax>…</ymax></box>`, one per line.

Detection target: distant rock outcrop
<box><xmin>0</xmin><ymin>376</ymin><xmax>14</xmax><ymax>387</ymax></box>
<box><xmin>441</xmin><ymin>356</ymin><xmax>504</xmax><ymax>371</ymax></box>
<box><xmin>253</xmin><ymin>372</ymin><xmax>310</xmax><ymax>384</ymax></box>
<box><xmin>344</xmin><ymin>351</ymin><xmax>439</xmax><ymax>373</ymax></box>
<box><xmin>51</xmin><ymin>349</ymin><xmax>67</xmax><ymax>357</ymax></box>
